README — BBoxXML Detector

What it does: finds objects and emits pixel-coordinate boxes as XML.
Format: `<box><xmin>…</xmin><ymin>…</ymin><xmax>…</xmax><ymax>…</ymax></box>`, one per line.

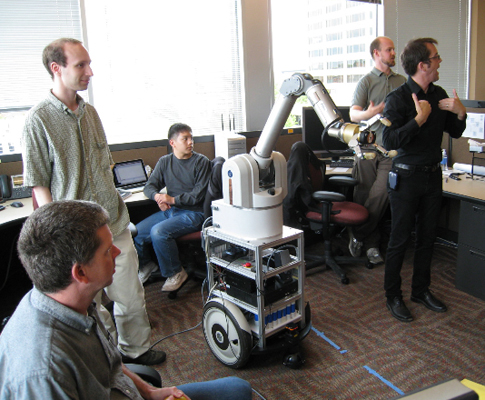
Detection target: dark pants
<box><xmin>384</xmin><ymin>166</ymin><xmax>442</xmax><ymax>299</ymax></box>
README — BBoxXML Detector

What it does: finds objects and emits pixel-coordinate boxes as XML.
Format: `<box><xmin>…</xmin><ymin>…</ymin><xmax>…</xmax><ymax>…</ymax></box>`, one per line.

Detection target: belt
<box><xmin>394</xmin><ymin>163</ymin><xmax>440</xmax><ymax>172</ymax></box>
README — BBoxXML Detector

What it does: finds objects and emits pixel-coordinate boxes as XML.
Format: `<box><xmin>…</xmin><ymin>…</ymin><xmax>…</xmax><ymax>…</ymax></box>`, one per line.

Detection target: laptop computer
<box><xmin>113</xmin><ymin>159</ymin><xmax>148</xmax><ymax>193</ymax></box>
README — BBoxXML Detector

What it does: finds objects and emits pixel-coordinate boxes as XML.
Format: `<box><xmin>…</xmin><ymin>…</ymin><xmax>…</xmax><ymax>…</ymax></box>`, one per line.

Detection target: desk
<box><xmin>0</xmin><ymin>198</ymin><xmax>34</xmax><ymax>228</ymax></box>
<box><xmin>0</xmin><ymin>191</ymin><xmax>151</xmax><ymax>228</ymax></box>
<box><xmin>442</xmin><ymin>176</ymin><xmax>485</xmax><ymax>301</ymax></box>
<box><xmin>443</xmin><ymin>176</ymin><xmax>485</xmax><ymax>205</ymax></box>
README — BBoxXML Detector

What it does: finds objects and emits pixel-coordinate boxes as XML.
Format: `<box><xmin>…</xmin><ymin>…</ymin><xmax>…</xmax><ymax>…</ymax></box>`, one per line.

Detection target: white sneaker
<box><xmin>161</xmin><ymin>268</ymin><xmax>188</xmax><ymax>292</ymax></box>
<box><xmin>367</xmin><ymin>248</ymin><xmax>384</xmax><ymax>264</ymax></box>
<box><xmin>138</xmin><ymin>261</ymin><xmax>159</xmax><ymax>284</ymax></box>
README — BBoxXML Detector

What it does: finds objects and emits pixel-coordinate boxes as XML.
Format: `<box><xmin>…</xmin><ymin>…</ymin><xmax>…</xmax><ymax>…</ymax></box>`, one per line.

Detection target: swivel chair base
<box><xmin>306</xmin><ymin>239</ymin><xmax>372</xmax><ymax>284</ymax></box>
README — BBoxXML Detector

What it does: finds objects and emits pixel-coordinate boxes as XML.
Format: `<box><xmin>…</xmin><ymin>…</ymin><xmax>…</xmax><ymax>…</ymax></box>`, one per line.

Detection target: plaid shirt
<box><xmin>22</xmin><ymin>91</ymin><xmax>129</xmax><ymax>236</ymax></box>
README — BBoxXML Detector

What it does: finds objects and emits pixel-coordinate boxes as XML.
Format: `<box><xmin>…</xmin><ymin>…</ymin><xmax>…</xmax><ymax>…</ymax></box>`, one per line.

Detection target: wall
<box><xmin>469</xmin><ymin>0</ymin><xmax>485</xmax><ymax>100</ymax></box>
<box><xmin>241</xmin><ymin>0</ymin><xmax>274</xmax><ymax>131</ymax></box>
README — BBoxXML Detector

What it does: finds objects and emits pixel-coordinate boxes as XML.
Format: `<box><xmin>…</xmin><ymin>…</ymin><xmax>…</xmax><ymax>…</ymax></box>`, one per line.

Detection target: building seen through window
<box><xmin>271</xmin><ymin>0</ymin><xmax>382</xmax><ymax>127</ymax></box>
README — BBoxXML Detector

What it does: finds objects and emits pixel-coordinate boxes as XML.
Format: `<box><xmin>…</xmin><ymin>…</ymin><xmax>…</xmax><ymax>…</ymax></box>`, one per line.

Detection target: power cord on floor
<box><xmin>148</xmin><ymin>278</ymin><xmax>208</xmax><ymax>351</ymax></box>
<box><xmin>148</xmin><ymin>273</ymin><xmax>269</xmax><ymax>400</ymax></box>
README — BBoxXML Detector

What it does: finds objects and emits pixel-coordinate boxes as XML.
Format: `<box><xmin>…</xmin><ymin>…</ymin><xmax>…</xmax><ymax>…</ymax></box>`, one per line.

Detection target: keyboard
<box><xmin>329</xmin><ymin>159</ymin><xmax>354</xmax><ymax>169</ymax></box>
<box><xmin>117</xmin><ymin>189</ymin><xmax>133</xmax><ymax>200</ymax></box>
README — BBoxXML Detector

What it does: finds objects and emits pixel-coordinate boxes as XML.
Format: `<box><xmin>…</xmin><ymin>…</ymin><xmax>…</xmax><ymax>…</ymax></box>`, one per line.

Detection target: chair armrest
<box><xmin>312</xmin><ymin>191</ymin><xmax>346</xmax><ymax>203</ymax></box>
<box><xmin>328</xmin><ymin>175</ymin><xmax>359</xmax><ymax>187</ymax></box>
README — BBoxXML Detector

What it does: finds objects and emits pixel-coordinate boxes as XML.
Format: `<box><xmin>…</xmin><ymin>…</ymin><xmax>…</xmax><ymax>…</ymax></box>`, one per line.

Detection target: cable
<box><xmin>148</xmin><ymin>320</ymin><xmax>202</xmax><ymax>351</ymax></box>
<box><xmin>0</xmin><ymin>233</ymin><xmax>19</xmax><ymax>293</ymax></box>
<box><xmin>251</xmin><ymin>388</ymin><xmax>267</xmax><ymax>400</ymax></box>
<box><xmin>149</xmin><ymin>278</ymin><xmax>209</xmax><ymax>351</ymax></box>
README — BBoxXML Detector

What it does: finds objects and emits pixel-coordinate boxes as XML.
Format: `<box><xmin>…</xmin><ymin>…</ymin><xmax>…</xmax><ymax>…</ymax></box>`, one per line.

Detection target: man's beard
<box><xmin>383</xmin><ymin>59</ymin><xmax>396</xmax><ymax>68</ymax></box>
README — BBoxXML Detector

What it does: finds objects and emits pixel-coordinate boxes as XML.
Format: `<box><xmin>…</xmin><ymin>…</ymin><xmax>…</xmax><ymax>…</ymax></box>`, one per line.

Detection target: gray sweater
<box><xmin>143</xmin><ymin>152</ymin><xmax>211</xmax><ymax>212</ymax></box>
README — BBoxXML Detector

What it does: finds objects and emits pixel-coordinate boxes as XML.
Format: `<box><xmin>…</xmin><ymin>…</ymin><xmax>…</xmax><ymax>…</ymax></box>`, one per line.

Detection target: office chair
<box><xmin>284</xmin><ymin>142</ymin><xmax>371</xmax><ymax>284</ymax></box>
<box><xmin>125</xmin><ymin>363</ymin><xmax>162</xmax><ymax>388</ymax></box>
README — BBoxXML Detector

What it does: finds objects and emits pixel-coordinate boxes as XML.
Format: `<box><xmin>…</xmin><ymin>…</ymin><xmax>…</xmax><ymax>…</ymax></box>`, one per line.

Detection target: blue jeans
<box><xmin>179</xmin><ymin>377</ymin><xmax>252</xmax><ymax>400</ymax></box>
<box><xmin>385</xmin><ymin>167</ymin><xmax>442</xmax><ymax>299</ymax></box>
<box><xmin>134</xmin><ymin>207</ymin><xmax>204</xmax><ymax>277</ymax></box>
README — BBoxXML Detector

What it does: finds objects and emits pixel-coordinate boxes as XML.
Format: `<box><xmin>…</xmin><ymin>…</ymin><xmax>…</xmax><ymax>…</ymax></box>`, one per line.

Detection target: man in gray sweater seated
<box><xmin>135</xmin><ymin>123</ymin><xmax>211</xmax><ymax>290</ymax></box>
<box><xmin>0</xmin><ymin>200</ymin><xmax>252</xmax><ymax>400</ymax></box>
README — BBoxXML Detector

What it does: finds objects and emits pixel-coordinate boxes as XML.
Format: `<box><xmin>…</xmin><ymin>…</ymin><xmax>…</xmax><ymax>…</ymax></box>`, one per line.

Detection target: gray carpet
<box><xmin>143</xmin><ymin>240</ymin><xmax>485</xmax><ymax>399</ymax></box>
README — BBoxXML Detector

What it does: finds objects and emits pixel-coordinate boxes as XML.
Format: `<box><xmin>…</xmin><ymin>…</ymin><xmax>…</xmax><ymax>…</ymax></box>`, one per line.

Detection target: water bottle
<box><xmin>441</xmin><ymin>149</ymin><xmax>448</xmax><ymax>171</ymax></box>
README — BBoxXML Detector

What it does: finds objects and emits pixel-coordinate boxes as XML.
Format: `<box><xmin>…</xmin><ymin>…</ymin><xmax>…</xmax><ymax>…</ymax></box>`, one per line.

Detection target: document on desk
<box><xmin>327</xmin><ymin>167</ymin><xmax>350</xmax><ymax>173</ymax></box>
<box><xmin>117</xmin><ymin>189</ymin><xmax>133</xmax><ymax>200</ymax></box>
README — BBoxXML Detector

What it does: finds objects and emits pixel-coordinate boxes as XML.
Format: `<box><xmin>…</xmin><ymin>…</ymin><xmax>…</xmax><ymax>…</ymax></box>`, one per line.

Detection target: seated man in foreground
<box><xmin>135</xmin><ymin>123</ymin><xmax>211</xmax><ymax>290</ymax></box>
<box><xmin>0</xmin><ymin>200</ymin><xmax>252</xmax><ymax>400</ymax></box>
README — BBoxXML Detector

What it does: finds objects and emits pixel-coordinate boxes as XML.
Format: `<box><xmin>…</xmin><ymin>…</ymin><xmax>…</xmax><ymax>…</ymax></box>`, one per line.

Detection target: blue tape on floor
<box><xmin>364</xmin><ymin>365</ymin><xmax>404</xmax><ymax>395</ymax></box>
<box><xmin>311</xmin><ymin>327</ymin><xmax>347</xmax><ymax>353</ymax></box>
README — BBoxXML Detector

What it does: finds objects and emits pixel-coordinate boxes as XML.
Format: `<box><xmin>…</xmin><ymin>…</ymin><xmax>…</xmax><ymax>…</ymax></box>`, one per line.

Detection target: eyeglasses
<box><xmin>428</xmin><ymin>54</ymin><xmax>441</xmax><ymax>62</ymax></box>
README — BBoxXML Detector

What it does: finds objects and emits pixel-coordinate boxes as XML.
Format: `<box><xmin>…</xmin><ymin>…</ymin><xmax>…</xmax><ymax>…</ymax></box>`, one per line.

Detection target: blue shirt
<box><xmin>0</xmin><ymin>289</ymin><xmax>142</xmax><ymax>400</ymax></box>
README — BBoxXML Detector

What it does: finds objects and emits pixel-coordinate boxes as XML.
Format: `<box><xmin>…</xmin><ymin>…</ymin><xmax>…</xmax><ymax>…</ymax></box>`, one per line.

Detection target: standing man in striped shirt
<box><xmin>21</xmin><ymin>38</ymin><xmax>165</xmax><ymax>365</ymax></box>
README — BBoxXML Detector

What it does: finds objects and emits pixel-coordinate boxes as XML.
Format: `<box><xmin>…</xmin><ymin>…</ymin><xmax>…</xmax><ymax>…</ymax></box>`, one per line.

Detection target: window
<box><xmin>83</xmin><ymin>0</ymin><xmax>243</xmax><ymax>144</ymax></box>
<box><xmin>309</xmin><ymin>36</ymin><xmax>323</xmax><ymax>45</ymax></box>
<box><xmin>346</xmin><ymin>12</ymin><xmax>366</xmax><ymax>23</ymax></box>
<box><xmin>347</xmin><ymin>59</ymin><xmax>366</xmax><ymax>68</ymax></box>
<box><xmin>347</xmin><ymin>44</ymin><xmax>366</xmax><ymax>53</ymax></box>
<box><xmin>327</xmin><ymin>61</ymin><xmax>344</xmax><ymax>70</ymax></box>
<box><xmin>347</xmin><ymin>28</ymin><xmax>366</xmax><ymax>38</ymax></box>
<box><xmin>0</xmin><ymin>0</ymin><xmax>83</xmax><ymax>156</ymax></box>
<box><xmin>0</xmin><ymin>0</ymin><xmax>244</xmax><ymax>155</ymax></box>
<box><xmin>326</xmin><ymin>4</ymin><xmax>342</xmax><ymax>13</ymax></box>
<box><xmin>327</xmin><ymin>32</ymin><xmax>343</xmax><ymax>41</ymax></box>
<box><xmin>271</xmin><ymin>0</ymin><xmax>382</xmax><ymax>125</ymax></box>
<box><xmin>327</xmin><ymin>75</ymin><xmax>344</xmax><ymax>84</ymax></box>
<box><xmin>310</xmin><ymin>49</ymin><xmax>324</xmax><ymax>57</ymax></box>
<box><xmin>326</xmin><ymin>18</ymin><xmax>342</xmax><ymax>28</ymax></box>
<box><xmin>384</xmin><ymin>0</ymin><xmax>469</xmax><ymax>99</ymax></box>
<box><xmin>327</xmin><ymin>47</ymin><xmax>343</xmax><ymax>56</ymax></box>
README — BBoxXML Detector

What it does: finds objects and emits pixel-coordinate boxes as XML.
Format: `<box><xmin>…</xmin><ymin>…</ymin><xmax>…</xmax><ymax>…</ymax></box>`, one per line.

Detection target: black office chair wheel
<box><xmin>283</xmin><ymin>352</ymin><xmax>305</xmax><ymax>369</ymax></box>
<box><xmin>168</xmin><ymin>291</ymin><xmax>177</xmax><ymax>299</ymax></box>
<box><xmin>366</xmin><ymin>261</ymin><xmax>374</xmax><ymax>269</ymax></box>
<box><xmin>341</xmin><ymin>277</ymin><xmax>350</xmax><ymax>284</ymax></box>
<box><xmin>124</xmin><ymin>364</ymin><xmax>162</xmax><ymax>387</ymax></box>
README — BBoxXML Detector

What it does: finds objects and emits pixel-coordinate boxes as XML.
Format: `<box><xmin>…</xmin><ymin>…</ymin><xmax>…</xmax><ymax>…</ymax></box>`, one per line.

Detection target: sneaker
<box><xmin>121</xmin><ymin>349</ymin><xmax>166</xmax><ymax>365</ymax></box>
<box><xmin>161</xmin><ymin>268</ymin><xmax>188</xmax><ymax>292</ymax></box>
<box><xmin>348</xmin><ymin>229</ymin><xmax>363</xmax><ymax>257</ymax></box>
<box><xmin>138</xmin><ymin>261</ymin><xmax>159</xmax><ymax>284</ymax></box>
<box><xmin>366</xmin><ymin>248</ymin><xmax>384</xmax><ymax>264</ymax></box>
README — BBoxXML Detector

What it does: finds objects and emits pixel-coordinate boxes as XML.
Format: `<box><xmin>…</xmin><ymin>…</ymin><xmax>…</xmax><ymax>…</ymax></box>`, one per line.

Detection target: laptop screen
<box><xmin>113</xmin><ymin>159</ymin><xmax>148</xmax><ymax>188</ymax></box>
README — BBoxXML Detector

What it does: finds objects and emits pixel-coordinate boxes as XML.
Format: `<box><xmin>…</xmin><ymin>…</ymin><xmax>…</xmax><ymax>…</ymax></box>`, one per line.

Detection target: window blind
<box><xmin>384</xmin><ymin>0</ymin><xmax>469</xmax><ymax>99</ymax></box>
<box><xmin>83</xmin><ymin>0</ymin><xmax>244</xmax><ymax>143</ymax></box>
<box><xmin>0</xmin><ymin>0</ymin><xmax>82</xmax><ymax>110</ymax></box>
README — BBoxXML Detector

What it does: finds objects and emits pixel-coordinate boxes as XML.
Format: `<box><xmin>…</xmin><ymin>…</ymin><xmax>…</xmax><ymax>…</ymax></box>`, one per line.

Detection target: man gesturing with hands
<box><xmin>382</xmin><ymin>38</ymin><xmax>466</xmax><ymax>323</ymax></box>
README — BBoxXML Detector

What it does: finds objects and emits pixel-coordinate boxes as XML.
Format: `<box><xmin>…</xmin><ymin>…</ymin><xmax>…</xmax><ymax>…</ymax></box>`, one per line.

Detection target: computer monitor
<box><xmin>302</xmin><ymin>106</ymin><xmax>353</xmax><ymax>159</ymax></box>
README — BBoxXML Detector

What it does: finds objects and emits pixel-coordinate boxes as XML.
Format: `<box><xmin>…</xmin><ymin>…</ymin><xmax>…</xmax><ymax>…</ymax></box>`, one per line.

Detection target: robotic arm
<box><xmin>213</xmin><ymin>73</ymin><xmax>392</xmax><ymax>240</ymax></box>
<box><xmin>251</xmin><ymin>72</ymin><xmax>391</xmax><ymax>169</ymax></box>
